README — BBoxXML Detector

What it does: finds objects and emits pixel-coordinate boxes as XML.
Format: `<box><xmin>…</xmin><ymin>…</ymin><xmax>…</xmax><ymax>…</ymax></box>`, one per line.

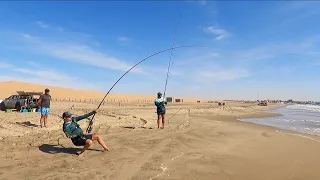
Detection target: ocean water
<box><xmin>240</xmin><ymin>104</ymin><xmax>320</xmax><ymax>136</ymax></box>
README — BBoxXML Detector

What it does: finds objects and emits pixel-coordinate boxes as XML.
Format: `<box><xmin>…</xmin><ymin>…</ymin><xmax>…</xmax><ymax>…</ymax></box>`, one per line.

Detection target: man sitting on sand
<box><xmin>62</xmin><ymin>110</ymin><xmax>109</xmax><ymax>155</ymax></box>
<box><xmin>154</xmin><ymin>92</ymin><xmax>167</xmax><ymax>129</ymax></box>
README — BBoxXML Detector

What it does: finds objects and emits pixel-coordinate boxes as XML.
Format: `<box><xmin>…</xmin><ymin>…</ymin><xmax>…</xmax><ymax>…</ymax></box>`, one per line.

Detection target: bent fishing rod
<box><xmin>86</xmin><ymin>45</ymin><xmax>203</xmax><ymax>133</ymax></box>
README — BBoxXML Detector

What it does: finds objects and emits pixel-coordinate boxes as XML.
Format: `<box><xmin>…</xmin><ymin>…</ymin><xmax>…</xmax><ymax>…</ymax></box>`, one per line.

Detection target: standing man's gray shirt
<box><xmin>39</xmin><ymin>94</ymin><xmax>51</xmax><ymax>108</ymax></box>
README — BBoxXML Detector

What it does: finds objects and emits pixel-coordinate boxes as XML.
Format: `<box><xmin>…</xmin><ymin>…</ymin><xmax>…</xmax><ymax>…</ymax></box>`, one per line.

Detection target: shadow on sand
<box><xmin>16</xmin><ymin>121</ymin><xmax>39</xmax><ymax>127</ymax></box>
<box><xmin>121</xmin><ymin>126</ymin><xmax>136</xmax><ymax>129</ymax></box>
<box><xmin>39</xmin><ymin>144</ymin><xmax>102</xmax><ymax>155</ymax></box>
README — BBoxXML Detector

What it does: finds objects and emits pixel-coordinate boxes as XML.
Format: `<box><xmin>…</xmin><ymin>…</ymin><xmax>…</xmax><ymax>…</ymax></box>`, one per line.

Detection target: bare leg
<box><xmin>161</xmin><ymin>114</ymin><xmax>165</xmax><ymax>129</ymax></box>
<box><xmin>92</xmin><ymin>134</ymin><xmax>109</xmax><ymax>151</ymax></box>
<box><xmin>40</xmin><ymin>114</ymin><xmax>44</xmax><ymax>128</ymax></box>
<box><xmin>78</xmin><ymin>140</ymin><xmax>93</xmax><ymax>155</ymax></box>
<box><xmin>157</xmin><ymin>115</ymin><xmax>161</xmax><ymax>129</ymax></box>
<box><xmin>44</xmin><ymin>115</ymin><xmax>48</xmax><ymax>127</ymax></box>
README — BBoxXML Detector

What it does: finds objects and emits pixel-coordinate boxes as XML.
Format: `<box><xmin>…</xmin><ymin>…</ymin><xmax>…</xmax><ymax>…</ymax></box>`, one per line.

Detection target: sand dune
<box><xmin>0</xmin><ymin>81</ymin><xmax>204</xmax><ymax>103</ymax></box>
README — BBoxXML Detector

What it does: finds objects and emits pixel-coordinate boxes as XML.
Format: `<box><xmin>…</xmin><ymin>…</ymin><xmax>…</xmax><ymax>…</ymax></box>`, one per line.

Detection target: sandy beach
<box><xmin>2</xmin><ymin>0</ymin><xmax>320</xmax><ymax>179</ymax></box>
<box><xmin>1</xmin><ymin>99</ymin><xmax>320</xmax><ymax>180</ymax></box>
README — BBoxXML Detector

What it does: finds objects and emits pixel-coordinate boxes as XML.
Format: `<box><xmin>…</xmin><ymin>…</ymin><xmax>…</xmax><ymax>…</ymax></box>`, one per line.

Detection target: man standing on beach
<box><xmin>38</xmin><ymin>88</ymin><xmax>51</xmax><ymax>128</ymax></box>
<box><xmin>154</xmin><ymin>92</ymin><xmax>167</xmax><ymax>129</ymax></box>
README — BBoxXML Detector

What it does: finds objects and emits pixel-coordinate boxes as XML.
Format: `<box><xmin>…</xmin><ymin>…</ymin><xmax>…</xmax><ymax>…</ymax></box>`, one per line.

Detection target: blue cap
<box><xmin>62</xmin><ymin>111</ymin><xmax>72</xmax><ymax>118</ymax></box>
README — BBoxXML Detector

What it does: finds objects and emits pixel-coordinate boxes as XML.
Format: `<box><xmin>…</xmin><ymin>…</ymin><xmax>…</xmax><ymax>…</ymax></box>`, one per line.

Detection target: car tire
<box><xmin>15</xmin><ymin>103</ymin><xmax>21</xmax><ymax>111</ymax></box>
<box><xmin>0</xmin><ymin>102</ymin><xmax>5</xmax><ymax>111</ymax></box>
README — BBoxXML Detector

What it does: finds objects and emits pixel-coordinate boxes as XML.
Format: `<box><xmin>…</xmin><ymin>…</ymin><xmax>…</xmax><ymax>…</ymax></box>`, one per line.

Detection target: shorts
<box><xmin>41</xmin><ymin>107</ymin><xmax>50</xmax><ymax>115</ymax></box>
<box><xmin>71</xmin><ymin>134</ymin><xmax>93</xmax><ymax>146</ymax></box>
<box><xmin>157</xmin><ymin>107</ymin><xmax>166</xmax><ymax>115</ymax></box>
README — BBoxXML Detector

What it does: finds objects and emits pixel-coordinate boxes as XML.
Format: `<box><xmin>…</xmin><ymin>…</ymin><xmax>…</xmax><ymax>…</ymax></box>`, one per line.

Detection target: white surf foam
<box><xmin>241</xmin><ymin>104</ymin><xmax>320</xmax><ymax>136</ymax></box>
<box><xmin>287</xmin><ymin>104</ymin><xmax>320</xmax><ymax>113</ymax></box>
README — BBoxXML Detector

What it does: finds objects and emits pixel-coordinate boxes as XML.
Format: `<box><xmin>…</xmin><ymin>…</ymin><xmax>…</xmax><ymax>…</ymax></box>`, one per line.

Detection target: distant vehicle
<box><xmin>0</xmin><ymin>91</ymin><xmax>42</xmax><ymax>111</ymax></box>
<box><xmin>258</xmin><ymin>100</ymin><xmax>267</xmax><ymax>106</ymax></box>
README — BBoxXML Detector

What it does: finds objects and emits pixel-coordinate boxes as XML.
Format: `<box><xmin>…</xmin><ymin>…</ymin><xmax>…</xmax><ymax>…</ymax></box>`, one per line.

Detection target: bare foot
<box><xmin>76</xmin><ymin>152</ymin><xmax>84</xmax><ymax>157</ymax></box>
<box><xmin>104</xmin><ymin>148</ymin><xmax>110</xmax><ymax>152</ymax></box>
<box><xmin>160</xmin><ymin>127</ymin><xmax>164</xmax><ymax>129</ymax></box>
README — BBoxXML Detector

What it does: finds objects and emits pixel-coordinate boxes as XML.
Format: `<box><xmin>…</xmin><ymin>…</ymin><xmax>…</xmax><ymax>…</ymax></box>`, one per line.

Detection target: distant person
<box><xmin>154</xmin><ymin>92</ymin><xmax>167</xmax><ymax>129</ymax></box>
<box><xmin>38</xmin><ymin>88</ymin><xmax>51</xmax><ymax>128</ymax></box>
<box><xmin>62</xmin><ymin>110</ymin><xmax>109</xmax><ymax>156</ymax></box>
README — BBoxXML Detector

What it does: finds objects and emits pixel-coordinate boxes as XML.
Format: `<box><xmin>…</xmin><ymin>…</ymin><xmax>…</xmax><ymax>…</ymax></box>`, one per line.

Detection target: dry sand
<box><xmin>1</xmin><ymin>100</ymin><xmax>320</xmax><ymax>180</ymax></box>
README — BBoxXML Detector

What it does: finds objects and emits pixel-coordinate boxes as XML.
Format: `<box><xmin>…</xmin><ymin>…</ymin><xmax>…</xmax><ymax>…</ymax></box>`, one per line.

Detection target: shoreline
<box><xmin>237</xmin><ymin>103</ymin><xmax>320</xmax><ymax>138</ymax></box>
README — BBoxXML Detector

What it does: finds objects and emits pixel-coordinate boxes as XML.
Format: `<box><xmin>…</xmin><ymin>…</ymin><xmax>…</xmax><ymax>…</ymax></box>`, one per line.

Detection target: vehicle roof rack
<box><xmin>16</xmin><ymin>91</ymin><xmax>43</xmax><ymax>96</ymax></box>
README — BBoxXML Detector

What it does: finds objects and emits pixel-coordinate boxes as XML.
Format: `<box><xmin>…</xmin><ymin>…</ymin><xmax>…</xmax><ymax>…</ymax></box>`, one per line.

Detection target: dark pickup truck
<box><xmin>258</xmin><ymin>100</ymin><xmax>268</xmax><ymax>106</ymax></box>
<box><xmin>0</xmin><ymin>91</ymin><xmax>42</xmax><ymax>111</ymax></box>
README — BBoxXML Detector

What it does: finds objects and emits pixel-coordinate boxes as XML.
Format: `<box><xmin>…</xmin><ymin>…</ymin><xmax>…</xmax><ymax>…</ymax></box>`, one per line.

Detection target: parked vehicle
<box><xmin>0</xmin><ymin>91</ymin><xmax>42</xmax><ymax>111</ymax></box>
<box><xmin>258</xmin><ymin>100</ymin><xmax>268</xmax><ymax>106</ymax></box>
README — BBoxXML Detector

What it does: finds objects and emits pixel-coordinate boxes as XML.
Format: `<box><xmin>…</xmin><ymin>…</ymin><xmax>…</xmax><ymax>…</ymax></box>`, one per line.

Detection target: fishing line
<box><xmin>162</xmin><ymin>13</ymin><xmax>181</xmax><ymax>126</ymax></box>
<box><xmin>86</xmin><ymin>45</ymin><xmax>204</xmax><ymax>133</ymax></box>
<box><xmin>163</xmin><ymin>13</ymin><xmax>181</xmax><ymax>100</ymax></box>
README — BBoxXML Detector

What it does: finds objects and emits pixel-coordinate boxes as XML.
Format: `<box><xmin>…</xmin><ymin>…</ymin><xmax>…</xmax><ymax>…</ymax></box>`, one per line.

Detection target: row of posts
<box><xmin>52</xmin><ymin>98</ymin><xmax>153</xmax><ymax>104</ymax></box>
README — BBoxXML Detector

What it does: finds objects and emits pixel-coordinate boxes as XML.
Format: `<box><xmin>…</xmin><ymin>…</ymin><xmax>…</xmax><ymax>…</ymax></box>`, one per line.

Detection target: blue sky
<box><xmin>1</xmin><ymin>1</ymin><xmax>320</xmax><ymax>101</ymax></box>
